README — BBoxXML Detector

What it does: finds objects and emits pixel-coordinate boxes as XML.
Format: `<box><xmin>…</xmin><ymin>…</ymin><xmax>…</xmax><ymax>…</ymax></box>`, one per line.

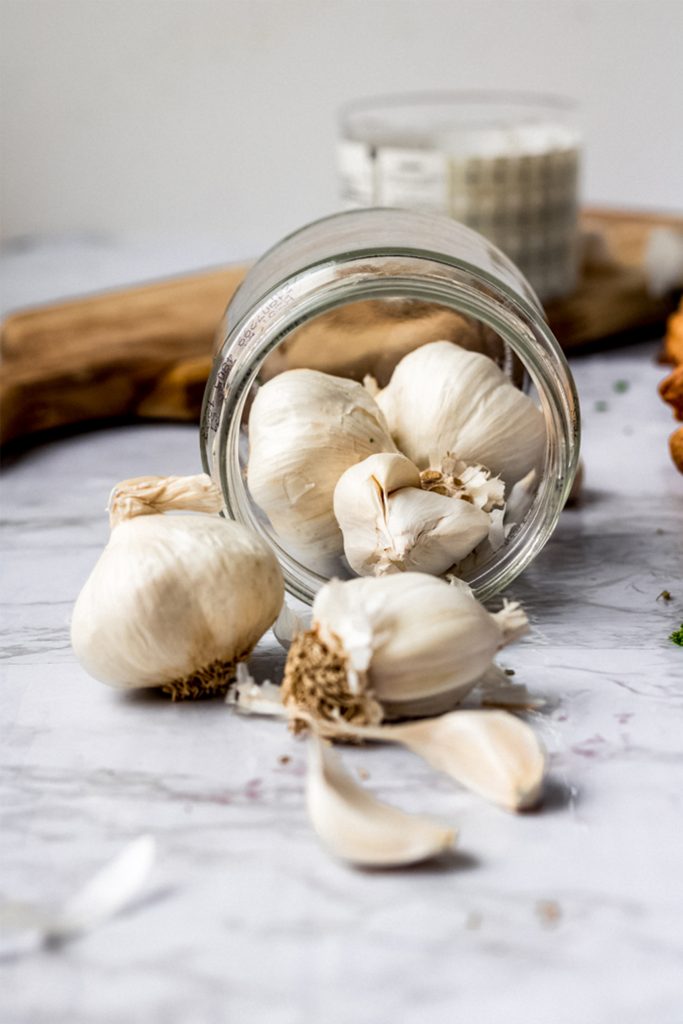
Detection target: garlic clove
<box><xmin>71</xmin><ymin>474</ymin><xmax>284</xmax><ymax>699</ymax></box>
<box><xmin>333</xmin><ymin>452</ymin><xmax>490</xmax><ymax>577</ymax></box>
<box><xmin>282</xmin><ymin>574</ymin><xmax>528</xmax><ymax>726</ymax></box>
<box><xmin>247</xmin><ymin>369</ymin><xmax>397</xmax><ymax>566</ymax></box>
<box><xmin>306</xmin><ymin>732</ymin><xmax>456</xmax><ymax>867</ymax></box>
<box><xmin>375</xmin><ymin>340</ymin><xmax>546</xmax><ymax>486</ymax></box>
<box><xmin>379</xmin><ymin>710</ymin><xmax>546</xmax><ymax>812</ymax></box>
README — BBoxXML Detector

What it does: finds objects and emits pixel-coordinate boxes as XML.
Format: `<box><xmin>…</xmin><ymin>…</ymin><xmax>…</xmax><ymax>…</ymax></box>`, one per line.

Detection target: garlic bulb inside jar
<box><xmin>375</xmin><ymin>340</ymin><xmax>546</xmax><ymax>487</ymax></box>
<box><xmin>71</xmin><ymin>474</ymin><xmax>284</xmax><ymax>699</ymax></box>
<box><xmin>247</xmin><ymin>369</ymin><xmax>397</xmax><ymax>568</ymax></box>
<box><xmin>333</xmin><ymin>452</ymin><xmax>492</xmax><ymax>577</ymax></box>
<box><xmin>282</xmin><ymin>574</ymin><xmax>528</xmax><ymax>725</ymax></box>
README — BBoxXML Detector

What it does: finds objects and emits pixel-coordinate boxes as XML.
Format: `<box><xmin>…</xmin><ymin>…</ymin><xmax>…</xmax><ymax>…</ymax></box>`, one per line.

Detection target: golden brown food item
<box><xmin>659</xmin><ymin>364</ymin><xmax>683</xmax><ymax>421</ymax></box>
<box><xmin>662</xmin><ymin>304</ymin><xmax>683</xmax><ymax>365</ymax></box>
<box><xmin>670</xmin><ymin>426</ymin><xmax>683</xmax><ymax>473</ymax></box>
<box><xmin>659</xmin><ymin>298</ymin><xmax>683</xmax><ymax>474</ymax></box>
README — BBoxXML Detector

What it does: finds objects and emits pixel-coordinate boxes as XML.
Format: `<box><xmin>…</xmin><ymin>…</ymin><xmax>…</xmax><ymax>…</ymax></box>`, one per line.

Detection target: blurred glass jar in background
<box><xmin>338</xmin><ymin>92</ymin><xmax>581</xmax><ymax>301</ymax></box>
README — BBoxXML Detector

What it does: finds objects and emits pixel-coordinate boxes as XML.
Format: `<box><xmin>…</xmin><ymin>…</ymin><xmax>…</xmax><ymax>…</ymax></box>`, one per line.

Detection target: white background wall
<box><xmin>1</xmin><ymin>0</ymin><xmax>682</xmax><ymax>263</ymax></box>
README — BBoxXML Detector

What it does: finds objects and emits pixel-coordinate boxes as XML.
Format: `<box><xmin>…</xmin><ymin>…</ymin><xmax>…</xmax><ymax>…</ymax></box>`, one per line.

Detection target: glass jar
<box><xmin>338</xmin><ymin>91</ymin><xmax>581</xmax><ymax>301</ymax></box>
<box><xmin>201</xmin><ymin>208</ymin><xmax>580</xmax><ymax>605</ymax></box>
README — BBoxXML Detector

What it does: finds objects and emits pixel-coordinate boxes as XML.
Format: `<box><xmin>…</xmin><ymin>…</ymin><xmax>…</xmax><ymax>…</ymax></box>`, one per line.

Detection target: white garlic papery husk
<box><xmin>333</xmin><ymin>452</ymin><xmax>491</xmax><ymax>577</ymax></box>
<box><xmin>247</xmin><ymin>369</ymin><xmax>397</xmax><ymax>566</ymax></box>
<box><xmin>282</xmin><ymin>573</ymin><xmax>529</xmax><ymax>726</ymax></box>
<box><xmin>375</xmin><ymin>340</ymin><xmax>546</xmax><ymax>486</ymax></box>
<box><xmin>306</xmin><ymin>732</ymin><xmax>455</xmax><ymax>867</ymax></box>
<box><xmin>71</xmin><ymin>474</ymin><xmax>284</xmax><ymax>699</ymax></box>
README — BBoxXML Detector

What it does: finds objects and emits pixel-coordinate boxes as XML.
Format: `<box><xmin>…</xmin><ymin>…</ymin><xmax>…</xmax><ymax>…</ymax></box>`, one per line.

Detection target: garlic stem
<box><xmin>108</xmin><ymin>473</ymin><xmax>222</xmax><ymax>527</ymax></box>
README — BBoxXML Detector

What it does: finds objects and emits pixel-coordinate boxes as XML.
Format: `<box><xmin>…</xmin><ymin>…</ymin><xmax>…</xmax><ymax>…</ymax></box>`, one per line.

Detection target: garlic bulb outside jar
<box><xmin>201</xmin><ymin>208</ymin><xmax>580</xmax><ymax>605</ymax></box>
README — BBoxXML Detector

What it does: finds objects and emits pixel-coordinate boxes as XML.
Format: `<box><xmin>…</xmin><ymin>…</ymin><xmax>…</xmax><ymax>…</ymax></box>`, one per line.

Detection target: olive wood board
<box><xmin>1</xmin><ymin>208</ymin><xmax>681</xmax><ymax>446</ymax></box>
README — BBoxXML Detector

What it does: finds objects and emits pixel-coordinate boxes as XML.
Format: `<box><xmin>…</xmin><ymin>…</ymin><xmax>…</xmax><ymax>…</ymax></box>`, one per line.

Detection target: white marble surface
<box><xmin>2</xmin><ymin>317</ymin><xmax>683</xmax><ymax>1020</ymax></box>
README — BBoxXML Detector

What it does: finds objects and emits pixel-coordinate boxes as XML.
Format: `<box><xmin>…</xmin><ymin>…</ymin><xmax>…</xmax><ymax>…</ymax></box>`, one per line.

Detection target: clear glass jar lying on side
<box><xmin>201</xmin><ymin>208</ymin><xmax>580</xmax><ymax>605</ymax></box>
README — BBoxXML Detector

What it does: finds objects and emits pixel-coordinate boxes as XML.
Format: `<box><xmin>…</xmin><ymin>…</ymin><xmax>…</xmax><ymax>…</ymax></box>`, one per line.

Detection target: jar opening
<box><xmin>202</xmin><ymin>212</ymin><xmax>580</xmax><ymax>606</ymax></box>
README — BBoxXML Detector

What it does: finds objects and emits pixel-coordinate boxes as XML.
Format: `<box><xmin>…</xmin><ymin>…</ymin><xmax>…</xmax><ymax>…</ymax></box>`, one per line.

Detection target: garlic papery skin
<box><xmin>306</xmin><ymin>733</ymin><xmax>455</xmax><ymax>867</ymax></box>
<box><xmin>333</xmin><ymin>452</ymin><xmax>490</xmax><ymax>577</ymax></box>
<box><xmin>375</xmin><ymin>340</ymin><xmax>546</xmax><ymax>486</ymax></box>
<box><xmin>71</xmin><ymin>474</ymin><xmax>284</xmax><ymax>699</ymax></box>
<box><xmin>282</xmin><ymin>574</ymin><xmax>528</xmax><ymax>726</ymax></box>
<box><xmin>247</xmin><ymin>369</ymin><xmax>397</xmax><ymax>566</ymax></box>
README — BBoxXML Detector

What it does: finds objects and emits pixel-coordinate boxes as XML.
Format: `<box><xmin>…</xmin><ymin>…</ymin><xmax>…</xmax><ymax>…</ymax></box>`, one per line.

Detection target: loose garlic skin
<box><xmin>283</xmin><ymin>574</ymin><xmax>529</xmax><ymax>724</ymax></box>
<box><xmin>333</xmin><ymin>452</ymin><xmax>490</xmax><ymax>577</ymax></box>
<box><xmin>375</xmin><ymin>341</ymin><xmax>546</xmax><ymax>486</ymax></box>
<box><xmin>247</xmin><ymin>369</ymin><xmax>396</xmax><ymax>566</ymax></box>
<box><xmin>71</xmin><ymin>475</ymin><xmax>284</xmax><ymax>699</ymax></box>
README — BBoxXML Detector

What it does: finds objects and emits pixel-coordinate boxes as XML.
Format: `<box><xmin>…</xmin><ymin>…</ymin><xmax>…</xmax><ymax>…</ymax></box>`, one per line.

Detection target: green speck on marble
<box><xmin>613</xmin><ymin>380</ymin><xmax>630</xmax><ymax>394</ymax></box>
<box><xmin>669</xmin><ymin>624</ymin><xmax>683</xmax><ymax>647</ymax></box>
<box><xmin>595</xmin><ymin>400</ymin><xmax>609</xmax><ymax>413</ymax></box>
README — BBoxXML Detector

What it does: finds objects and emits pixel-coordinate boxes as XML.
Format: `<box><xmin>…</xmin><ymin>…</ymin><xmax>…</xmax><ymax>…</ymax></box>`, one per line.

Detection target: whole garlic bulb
<box><xmin>375</xmin><ymin>340</ymin><xmax>546</xmax><ymax>486</ymax></box>
<box><xmin>71</xmin><ymin>474</ymin><xmax>284</xmax><ymax>699</ymax></box>
<box><xmin>333</xmin><ymin>452</ymin><xmax>490</xmax><ymax>577</ymax></box>
<box><xmin>247</xmin><ymin>369</ymin><xmax>396</xmax><ymax>566</ymax></box>
<box><xmin>282</xmin><ymin>573</ymin><xmax>528</xmax><ymax>725</ymax></box>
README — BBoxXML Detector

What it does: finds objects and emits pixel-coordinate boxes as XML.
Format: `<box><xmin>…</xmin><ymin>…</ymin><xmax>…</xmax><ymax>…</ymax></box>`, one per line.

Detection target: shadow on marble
<box><xmin>358</xmin><ymin>848</ymin><xmax>480</xmax><ymax>877</ymax></box>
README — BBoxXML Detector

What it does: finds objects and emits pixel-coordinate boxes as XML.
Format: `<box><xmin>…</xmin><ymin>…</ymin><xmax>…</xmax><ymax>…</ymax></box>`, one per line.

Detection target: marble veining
<box><xmin>2</xmin><ymin>301</ymin><xmax>683</xmax><ymax>1022</ymax></box>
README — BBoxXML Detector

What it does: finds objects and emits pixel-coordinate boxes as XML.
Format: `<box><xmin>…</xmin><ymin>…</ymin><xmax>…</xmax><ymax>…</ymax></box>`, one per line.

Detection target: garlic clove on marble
<box><xmin>303</xmin><ymin>707</ymin><xmax>545</xmax><ymax>813</ymax></box>
<box><xmin>282</xmin><ymin>574</ymin><xmax>529</xmax><ymax>726</ymax></box>
<box><xmin>247</xmin><ymin>369</ymin><xmax>397</xmax><ymax>567</ymax></box>
<box><xmin>333</xmin><ymin>452</ymin><xmax>490</xmax><ymax>577</ymax></box>
<box><xmin>306</xmin><ymin>732</ymin><xmax>456</xmax><ymax>867</ymax></box>
<box><xmin>71</xmin><ymin>474</ymin><xmax>284</xmax><ymax>699</ymax></box>
<box><xmin>375</xmin><ymin>340</ymin><xmax>546</xmax><ymax>486</ymax></box>
<box><xmin>374</xmin><ymin>710</ymin><xmax>545</xmax><ymax>812</ymax></box>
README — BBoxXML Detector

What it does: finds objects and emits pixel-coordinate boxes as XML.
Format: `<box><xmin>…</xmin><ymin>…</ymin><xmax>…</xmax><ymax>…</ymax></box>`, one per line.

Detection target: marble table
<box><xmin>2</xmin><ymin>259</ymin><xmax>682</xmax><ymax>1021</ymax></box>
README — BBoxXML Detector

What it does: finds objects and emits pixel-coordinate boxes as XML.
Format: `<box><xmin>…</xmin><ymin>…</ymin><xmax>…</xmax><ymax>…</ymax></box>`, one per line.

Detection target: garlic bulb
<box><xmin>306</xmin><ymin>733</ymin><xmax>455</xmax><ymax>867</ymax></box>
<box><xmin>333</xmin><ymin>452</ymin><xmax>490</xmax><ymax>576</ymax></box>
<box><xmin>375</xmin><ymin>340</ymin><xmax>546</xmax><ymax>485</ymax></box>
<box><xmin>282</xmin><ymin>573</ymin><xmax>529</xmax><ymax>726</ymax></box>
<box><xmin>71</xmin><ymin>474</ymin><xmax>284</xmax><ymax>699</ymax></box>
<box><xmin>247</xmin><ymin>369</ymin><xmax>396</xmax><ymax>566</ymax></box>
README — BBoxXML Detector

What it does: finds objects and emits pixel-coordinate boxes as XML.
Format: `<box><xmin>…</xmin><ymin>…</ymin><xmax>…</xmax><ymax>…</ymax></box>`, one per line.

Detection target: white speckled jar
<box><xmin>338</xmin><ymin>92</ymin><xmax>581</xmax><ymax>301</ymax></box>
<box><xmin>201</xmin><ymin>208</ymin><xmax>580</xmax><ymax>605</ymax></box>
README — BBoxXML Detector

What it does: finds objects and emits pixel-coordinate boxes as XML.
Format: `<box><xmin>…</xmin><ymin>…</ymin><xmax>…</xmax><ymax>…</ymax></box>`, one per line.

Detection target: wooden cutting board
<box><xmin>2</xmin><ymin>208</ymin><xmax>681</xmax><ymax>446</ymax></box>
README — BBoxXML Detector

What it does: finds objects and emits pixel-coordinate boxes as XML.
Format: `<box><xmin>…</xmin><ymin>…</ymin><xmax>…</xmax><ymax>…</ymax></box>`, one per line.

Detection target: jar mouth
<box><xmin>202</xmin><ymin>242</ymin><xmax>580</xmax><ymax>606</ymax></box>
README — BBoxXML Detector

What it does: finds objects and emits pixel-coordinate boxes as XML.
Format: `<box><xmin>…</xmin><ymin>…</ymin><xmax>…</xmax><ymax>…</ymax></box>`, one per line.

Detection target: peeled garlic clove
<box><xmin>71</xmin><ymin>474</ymin><xmax>284</xmax><ymax>699</ymax></box>
<box><xmin>380</xmin><ymin>710</ymin><xmax>545</xmax><ymax>812</ymax></box>
<box><xmin>282</xmin><ymin>573</ymin><xmax>528</xmax><ymax>725</ymax></box>
<box><xmin>306</xmin><ymin>733</ymin><xmax>455</xmax><ymax>867</ymax></box>
<box><xmin>375</xmin><ymin>340</ymin><xmax>546</xmax><ymax>486</ymax></box>
<box><xmin>333</xmin><ymin>452</ymin><xmax>490</xmax><ymax>577</ymax></box>
<box><xmin>247</xmin><ymin>369</ymin><xmax>396</xmax><ymax>566</ymax></box>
